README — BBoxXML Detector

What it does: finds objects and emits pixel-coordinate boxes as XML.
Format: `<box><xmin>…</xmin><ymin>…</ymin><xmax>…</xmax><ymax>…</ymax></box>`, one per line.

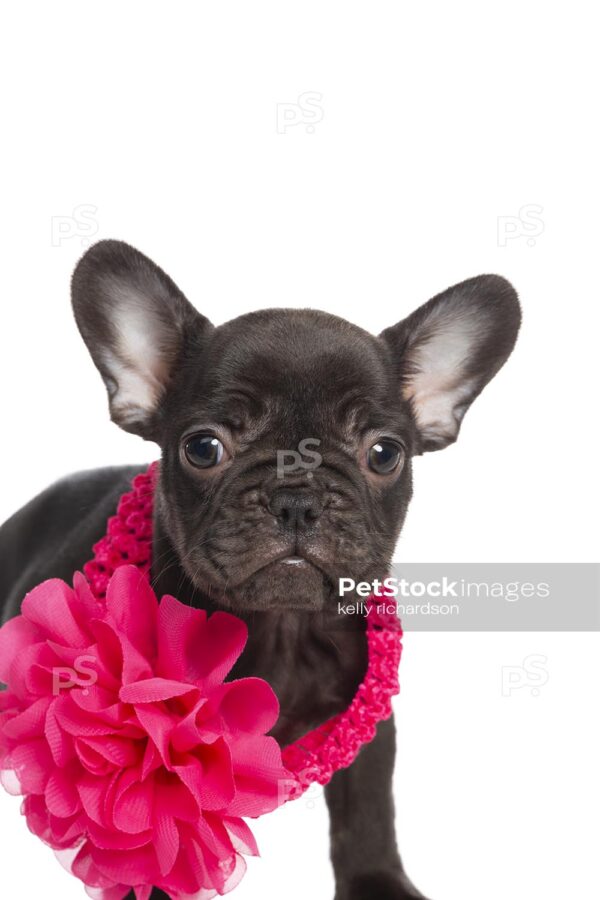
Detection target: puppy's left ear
<box><xmin>380</xmin><ymin>275</ymin><xmax>521</xmax><ymax>452</ymax></box>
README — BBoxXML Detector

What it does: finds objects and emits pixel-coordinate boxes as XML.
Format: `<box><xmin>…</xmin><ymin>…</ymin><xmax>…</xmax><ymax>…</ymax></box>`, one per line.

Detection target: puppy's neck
<box><xmin>150</xmin><ymin>511</ymin><xmax>368</xmax><ymax>746</ymax></box>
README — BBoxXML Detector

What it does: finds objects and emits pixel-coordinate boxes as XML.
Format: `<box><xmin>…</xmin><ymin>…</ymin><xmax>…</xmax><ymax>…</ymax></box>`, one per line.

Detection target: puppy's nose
<box><xmin>268</xmin><ymin>489</ymin><xmax>323</xmax><ymax>530</ymax></box>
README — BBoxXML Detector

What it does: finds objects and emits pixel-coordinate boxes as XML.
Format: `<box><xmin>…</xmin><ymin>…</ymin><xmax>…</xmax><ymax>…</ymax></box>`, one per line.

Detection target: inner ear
<box><xmin>72</xmin><ymin>240</ymin><xmax>212</xmax><ymax>439</ymax></box>
<box><xmin>380</xmin><ymin>275</ymin><xmax>521</xmax><ymax>452</ymax></box>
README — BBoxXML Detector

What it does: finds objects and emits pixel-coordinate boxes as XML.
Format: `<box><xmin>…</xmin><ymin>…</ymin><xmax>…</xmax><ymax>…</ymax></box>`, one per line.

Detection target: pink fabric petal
<box><xmin>22</xmin><ymin>793</ymin><xmax>52</xmax><ymax>841</ymax></box>
<box><xmin>45</xmin><ymin>640</ymin><xmax>92</xmax><ymax>666</ymax></box>
<box><xmin>197</xmin><ymin>737</ymin><xmax>236</xmax><ymax>810</ymax></box>
<box><xmin>140</xmin><ymin>740</ymin><xmax>161</xmax><ymax>781</ymax></box>
<box><xmin>157</xmin><ymin>595</ymin><xmax>206</xmax><ymax>682</ymax></box>
<box><xmin>78</xmin><ymin>773</ymin><xmax>109</xmax><ymax>827</ymax></box>
<box><xmin>88</xmin><ymin>620</ymin><xmax>125</xmax><ymax>689</ymax></box>
<box><xmin>114</xmin><ymin>631</ymin><xmax>154</xmax><ymax>687</ymax></box>
<box><xmin>193</xmin><ymin>610</ymin><xmax>248</xmax><ymax>690</ymax></box>
<box><xmin>10</xmin><ymin>738</ymin><xmax>53</xmax><ymax>794</ymax></box>
<box><xmin>170</xmin><ymin>697</ymin><xmax>209</xmax><ymax>754</ymax></box>
<box><xmin>22</xmin><ymin>579</ymin><xmax>91</xmax><ymax>648</ymax></box>
<box><xmin>0</xmin><ymin>615</ymin><xmax>43</xmax><ymax>683</ymax></box>
<box><xmin>133</xmin><ymin>887</ymin><xmax>153</xmax><ymax>900</ymax></box>
<box><xmin>11</xmin><ymin>641</ymin><xmax>63</xmax><ymax>700</ymax></box>
<box><xmin>71</xmin><ymin>687</ymin><xmax>133</xmax><ymax>732</ymax></box>
<box><xmin>2</xmin><ymin>696</ymin><xmax>51</xmax><ymax>740</ymax></box>
<box><xmin>190</xmin><ymin>819</ymin><xmax>247</xmax><ymax>894</ymax></box>
<box><xmin>76</xmin><ymin>739</ymin><xmax>119</xmax><ymax>778</ymax></box>
<box><xmin>172</xmin><ymin>832</ymin><xmax>211</xmax><ymax>894</ymax></box>
<box><xmin>158</xmin><ymin>597</ymin><xmax>248</xmax><ymax>689</ymax></box>
<box><xmin>119</xmin><ymin>678</ymin><xmax>197</xmax><ymax>704</ymax></box>
<box><xmin>45</xmin><ymin>766</ymin><xmax>81</xmax><ymax>818</ymax></box>
<box><xmin>216</xmin><ymin>677</ymin><xmax>280</xmax><ymax>735</ymax></box>
<box><xmin>80</xmin><ymin>735</ymin><xmax>144</xmax><ymax>769</ymax></box>
<box><xmin>54</xmin><ymin>694</ymin><xmax>118</xmax><ymax>738</ymax></box>
<box><xmin>89</xmin><ymin>843</ymin><xmax>160</xmax><ymax>888</ymax></box>
<box><xmin>174</xmin><ymin>737</ymin><xmax>235</xmax><ymax>811</ymax></box>
<box><xmin>73</xmin><ymin>571</ymin><xmax>104</xmax><ymax>620</ymax></box>
<box><xmin>183</xmin><ymin>814</ymin><xmax>227</xmax><ymax>861</ymax></box>
<box><xmin>133</xmin><ymin>703</ymin><xmax>175</xmax><ymax>765</ymax></box>
<box><xmin>88</xmin><ymin>821</ymin><xmax>153</xmax><ymax>851</ymax></box>
<box><xmin>112</xmin><ymin>776</ymin><xmax>154</xmax><ymax>834</ymax></box>
<box><xmin>45</xmin><ymin>701</ymin><xmax>75</xmax><ymax>767</ymax></box>
<box><xmin>218</xmin><ymin>848</ymin><xmax>247</xmax><ymax>894</ymax></box>
<box><xmin>72</xmin><ymin>842</ymin><xmax>122</xmax><ymax>890</ymax></box>
<box><xmin>50</xmin><ymin>809</ymin><xmax>88</xmax><ymax>845</ymax></box>
<box><xmin>154</xmin><ymin>810</ymin><xmax>180</xmax><ymax>876</ymax></box>
<box><xmin>202</xmin><ymin>812</ymin><xmax>238</xmax><ymax>859</ymax></box>
<box><xmin>154</xmin><ymin>774</ymin><xmax>199</xmax><ymax>824</ymax></box>
<box><xmin>105</xmin><ymin>566</ymin><xmax>157</xmax><ymax>661</ymax></box>
<box><xmin>227</xmin><ymin>735</ymin><xmax>288</xmax><ymax>817</ymax></box>
<box><xmin>224</xmin><ymin>815</ymin><xmax>260</xmax><ymax>857</ymax></box>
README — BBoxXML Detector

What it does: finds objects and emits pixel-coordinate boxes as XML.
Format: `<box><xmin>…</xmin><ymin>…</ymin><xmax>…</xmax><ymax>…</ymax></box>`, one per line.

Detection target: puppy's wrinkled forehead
<box><xmin>180</xmin><ymin>309</ymin><xmax>400</xmax><ymax>441</ymax></box>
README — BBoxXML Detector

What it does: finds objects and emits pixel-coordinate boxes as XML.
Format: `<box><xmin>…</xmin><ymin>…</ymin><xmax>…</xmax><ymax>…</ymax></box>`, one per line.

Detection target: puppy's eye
<box><xmin>367</xmin><ymin>440</ymin><xmax>404</xmax><ymax>475</ymax></box>
<box><xmin>184</xmin><ymin>434</ymin><xmax>225</xmax><ymax>468</ymax></box>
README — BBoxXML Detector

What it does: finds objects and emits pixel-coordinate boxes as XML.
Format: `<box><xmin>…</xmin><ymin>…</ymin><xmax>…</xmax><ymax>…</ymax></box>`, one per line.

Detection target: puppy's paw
<box><xmin>345</xmin><ymin>870</ymin><xmax>432</xmax><ymax>900</ymax></box>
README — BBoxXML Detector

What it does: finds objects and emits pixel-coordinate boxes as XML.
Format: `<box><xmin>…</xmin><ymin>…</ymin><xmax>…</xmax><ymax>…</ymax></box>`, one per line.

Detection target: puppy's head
<box><xmin>72</xmin><ymin>241</ymin><xmax>520</xmax><ymax>611</ymax></box>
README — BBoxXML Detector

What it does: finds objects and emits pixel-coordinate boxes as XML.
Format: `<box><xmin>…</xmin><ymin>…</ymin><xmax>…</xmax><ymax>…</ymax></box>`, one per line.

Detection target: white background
<box><xmin>1</xmin><ymin>2</ymin><xmax>599</xmax><ymax>899</ymax></box>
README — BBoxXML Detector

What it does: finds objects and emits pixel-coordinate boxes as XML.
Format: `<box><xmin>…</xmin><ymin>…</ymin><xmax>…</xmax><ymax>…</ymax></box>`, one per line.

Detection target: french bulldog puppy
<box><xmin>0</xmin><ymin>241</ymin><xmax>520</xmax><ymax>900</ymax></box>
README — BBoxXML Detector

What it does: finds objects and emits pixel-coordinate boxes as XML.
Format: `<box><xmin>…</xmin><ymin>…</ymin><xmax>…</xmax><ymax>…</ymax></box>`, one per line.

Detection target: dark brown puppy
<box><xmin>0</xmin><ymin>241</ymin><xmax>520</xmax><ymax>899</ymax></box>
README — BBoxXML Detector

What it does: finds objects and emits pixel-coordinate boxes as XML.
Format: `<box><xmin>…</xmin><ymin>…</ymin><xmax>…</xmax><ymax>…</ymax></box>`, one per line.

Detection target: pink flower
<box><xmin>0</xmin><ymin>566</ymin><xmax>289</xmax><ymax>899</ymax></box>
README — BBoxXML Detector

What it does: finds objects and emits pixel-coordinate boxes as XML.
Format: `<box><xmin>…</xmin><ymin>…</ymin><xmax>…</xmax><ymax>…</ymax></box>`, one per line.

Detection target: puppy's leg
<box><xmin>325</xmin><ymin>715</ymin><xmax>430</xmax><ymax>900</ymax></box>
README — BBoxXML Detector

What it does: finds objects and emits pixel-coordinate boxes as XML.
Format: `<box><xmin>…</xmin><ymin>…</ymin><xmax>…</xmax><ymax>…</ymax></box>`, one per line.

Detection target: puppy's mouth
<box><xmin>267</xmin><ymin>553</ymin><xmax>322</xmax><ymax>580</ymax></box>
<box><xmin>222</xmin><ymin>544</ymin><xmax>330</xmax><ymax>585</ymax></box>
<box><xmin>268</xmin><ymin>549</ymin><xmax>325</xmax><ymax>571</ymax></box>
<box><xmin>278</xmin><ymin>555</ymin><xmax>312</xmax><ymax>567</ymax></box>
<box><xmin>211</xmin><ymin>549</ymin><xmax>332</xmax><ymax>612</ymax></box>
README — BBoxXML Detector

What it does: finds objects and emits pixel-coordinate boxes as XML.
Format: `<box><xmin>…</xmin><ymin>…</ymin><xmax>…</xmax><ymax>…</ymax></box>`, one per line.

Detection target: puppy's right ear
<box><xmin>72</xmin><ymin>240</ymin><xmax>212</xmax><ymax>439</ymax></box>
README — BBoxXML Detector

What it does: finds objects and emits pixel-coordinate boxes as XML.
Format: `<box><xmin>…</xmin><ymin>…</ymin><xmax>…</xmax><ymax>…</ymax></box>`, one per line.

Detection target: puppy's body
<box><xmin>0</xmin><ymin>241</ymin><xmax>521</xmax><ymax>899</ymax></box>
<box><xmin>0</xmin><ymin>466</ymin><xmax>141</xmax><ymax>624</ymax></box>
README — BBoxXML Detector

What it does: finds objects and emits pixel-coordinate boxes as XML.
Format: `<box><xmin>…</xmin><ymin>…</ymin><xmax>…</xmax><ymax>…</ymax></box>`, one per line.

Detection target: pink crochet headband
<box><xmin>0</xmin><ymin>464</ymin><xmax>402</xmax><ymax>899</ymax></box>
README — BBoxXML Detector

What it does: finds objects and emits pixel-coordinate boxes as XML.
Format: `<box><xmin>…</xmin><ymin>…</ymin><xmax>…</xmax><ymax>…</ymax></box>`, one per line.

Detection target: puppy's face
<box><xmin>72</xmin><ymin>241</ymin><xmax>520</xmax><ymax>611</ymax></box>
<box><xmin>156</xmin><ymin>310</ymin><xmax>415</xmax><ymax>611</ymax></box>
